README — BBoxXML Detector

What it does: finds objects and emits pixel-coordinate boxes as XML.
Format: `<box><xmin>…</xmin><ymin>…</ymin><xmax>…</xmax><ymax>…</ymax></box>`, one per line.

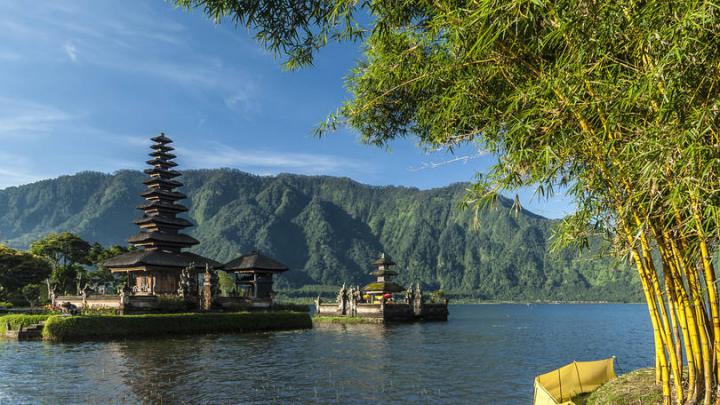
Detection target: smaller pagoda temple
<box><xmin>102</xmin><ymin>133</ymin><xmax>218</xmax><ymax>296</ymax></box>
<box><xmin>363</xmin><ymin>253</ymin><xmax>404</xmax><ymax>301</ymax></box>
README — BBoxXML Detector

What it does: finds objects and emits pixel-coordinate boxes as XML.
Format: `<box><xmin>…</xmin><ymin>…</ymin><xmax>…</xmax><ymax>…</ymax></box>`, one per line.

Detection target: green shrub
<box><xmin>80</xmin><ymin>307</ymin><xmax>121</xmax><ymax>316</ymax></box>
<box><xmin>272</xmin><ymin>303</ymin><xmax>310</xmax><ymax>312</ymax></box>
<box><xmin>156</xmin><ymin>295</ymin><xmax>191</xmax><ymax>312</ymax></box>
<box><xmin>43</xmin><ymin>311</ymin><xmax>312</xmax><ymax>341</ymax></box>
<box><xmin>0</xmin><ymin>301</ymin><xmax>13</xmax><ymax>309</ymax></box>
<box><xmin>430</xmin><ymin>290</ymin><xmax>446</xmax><ymax>303</ymax></box>
<box><xmin>0</xmin><ymin>314</ymin><xmax>52</xmax><ymax>333</ymax></box>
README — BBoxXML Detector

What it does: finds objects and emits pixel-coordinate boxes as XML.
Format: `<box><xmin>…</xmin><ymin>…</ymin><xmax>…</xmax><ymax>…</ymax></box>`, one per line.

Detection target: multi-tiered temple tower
<box><xmin>363</xmin><ymin>252</ymin><xmax>405</xmax><ymax>299</ymax></box>
<box><xmin>103</xmin><ymin>133</ymin><xmax>218</xmax><ymax>295</ymax></box>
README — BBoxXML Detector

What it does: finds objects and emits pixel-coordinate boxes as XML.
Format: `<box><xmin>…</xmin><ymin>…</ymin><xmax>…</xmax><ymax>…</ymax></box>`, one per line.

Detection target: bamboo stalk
<box><xmin>638</xmin><ymin>226</ymin><xmax>684</xmax><ymax>403</ymax></box>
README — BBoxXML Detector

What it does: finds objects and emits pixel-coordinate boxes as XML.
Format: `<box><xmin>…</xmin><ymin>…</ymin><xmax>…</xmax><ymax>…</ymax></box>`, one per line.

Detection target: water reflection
<box><xmin>0</xmin><ymin>305</ymin><xmax>653</xmax><ymax>404</ymax></box>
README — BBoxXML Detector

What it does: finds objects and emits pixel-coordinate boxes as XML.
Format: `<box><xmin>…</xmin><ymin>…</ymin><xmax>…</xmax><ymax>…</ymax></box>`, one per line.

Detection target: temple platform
<box><xmin>315</xmin><ymin>300</ymin><xmax>448</xmax><ymax>323</ymax></box>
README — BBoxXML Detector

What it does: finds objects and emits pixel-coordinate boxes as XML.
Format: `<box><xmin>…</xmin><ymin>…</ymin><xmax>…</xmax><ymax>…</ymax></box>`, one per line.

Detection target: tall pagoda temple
<box><xmin>103</xmin><ymin>133</ymin><xmax>218</xmax><ymax>295</ymax></box>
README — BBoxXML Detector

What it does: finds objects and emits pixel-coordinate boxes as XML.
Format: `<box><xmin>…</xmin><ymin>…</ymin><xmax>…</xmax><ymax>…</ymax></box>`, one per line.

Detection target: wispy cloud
<box><xmin>176</xmin><ymin>141</ymin><xmax>371</xmax><ymax>175</ymax></box>
<box><xmin>63</xmin><ymin>41</ymin><xmax>78</xmax><ymax>62</ymax></box>
<box><xmin>0</xmin><ymin>50</ymin><xmax>21</xmax><ymax>61</ymax></box>
<box><xmin>0</xmin><ymin>97</ymin><xmax>75</xmax><ymax>137</ymax></box>
<box><xmin>0</xmin><ymin>1</ymin><xmax>261</xmax><ymax>117</ymax></box>
<box><xmin>0</xmin><ymin>152</ymin><xmax>46</xmax><ymax>189</ymax></box>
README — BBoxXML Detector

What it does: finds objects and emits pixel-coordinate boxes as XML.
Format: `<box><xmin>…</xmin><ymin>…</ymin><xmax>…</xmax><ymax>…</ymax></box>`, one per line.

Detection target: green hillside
<box><xmin>0</xmin><ymin>170</ymin><xmax>641</xmax><ymax>301</ymax></box>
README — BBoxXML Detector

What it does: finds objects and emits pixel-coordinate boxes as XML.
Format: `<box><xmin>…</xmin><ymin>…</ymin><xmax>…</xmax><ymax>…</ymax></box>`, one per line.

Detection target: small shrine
<box><xmin>222</xmin><ymin>250</ymin><xmax>289</xmax><ymax>304</ymax></box>
<box><xmin>315</xmin><ymin>253</ymin><xmax>449</xmax><ymax>322</ymax></box>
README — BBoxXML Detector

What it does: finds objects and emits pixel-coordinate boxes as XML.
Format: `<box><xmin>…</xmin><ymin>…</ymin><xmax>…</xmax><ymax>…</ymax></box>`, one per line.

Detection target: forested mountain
<box><xmin>0</xmin><ymin>170</ymin><xmax>641</xmax><ymax>301</ymax></box>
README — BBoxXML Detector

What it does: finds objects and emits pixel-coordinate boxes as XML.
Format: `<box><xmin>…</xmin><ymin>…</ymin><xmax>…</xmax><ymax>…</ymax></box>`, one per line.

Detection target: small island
<box><xmin>52</xmin><ymin>134</ymin><xmax>294</xmax><ymax>314</ymax></box>
<box><xmin>315</xmin><ymin>253</ymin><xmax>449</xmax><ymax>323</ymax></box>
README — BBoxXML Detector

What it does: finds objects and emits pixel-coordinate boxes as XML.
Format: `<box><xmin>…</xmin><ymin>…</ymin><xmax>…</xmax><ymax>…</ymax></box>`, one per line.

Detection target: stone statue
<box><xmin>413</xmin><ymin>282</ymin><xmax>424</xmax><ymax>316</ymax></box>
<box><xmin>415</xmin><ymin>282</ymin><xmax>424</xmax><ymax>303</ymax></box>
<box><xmin>353</xmin><ymin>286</ymin><xmax>362</xmax><ymax>304</ymax></box>
<box><xmin>337</xmin><ymin>284</ymin><xmax>348</xmax><ymax>315</ymax></box>
<box><xmin>336</xmin><ymin>284</ymin><xmax>346</xmax><ymax>303</ymax></box>
<box><xmin>178</xmin><ymin>264</ymin><xmax>193</xmax><ymax>297</ymax></box>
<box><xmin>49</xmin><ymin>285</ymin><xmax>57</xmax><ymax>307</ymax></box>
<box><xmin>348</xmin><ymin>286</ymin><xmax>358</xmax><ymax>316</ymax></box>
<box><xmin>210</xmin><ymin>266</ymin><xmax>220</xmax><ymax>297</ymax></box>
<box><xmin>202</xmin><ymin>264</ymin><xmax>213</xmax><ymax>311</ymax></box>
<box><xmin>404</xmin><ymin>286</ymin><xmax>414</xmax><ymax>305</ymax></box>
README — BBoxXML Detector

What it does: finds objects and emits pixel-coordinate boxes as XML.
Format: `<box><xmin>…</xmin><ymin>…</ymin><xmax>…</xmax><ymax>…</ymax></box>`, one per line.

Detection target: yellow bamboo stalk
<box><xmin>673</xmin><ymin>216</ymin><xmax>713</xmax><ymax>404</ymax></box>
<box><xmin>637</xmin><ymin>226</ymin><xmax>684</xmax><ymax>403</ymax></box>
<box><xmin>624</xmin><ymin>225</ymin><xmax>671</xmax><ymax>404</ymax></box>
<box><xmin>661</xmin><ymin>234</ymin><xmax>701</xmax><ymax>403</ymax></box>
<box><xmin>688</xmin><ymin>254</ymin><xmax>713</xmax><ymax>405</ymax></box>
<box><xmin>693</xmin><ymin>209</ymin><xmax>720</xmax><ymax>404</ymax></box>
<box><xmin>665</xmin><ymin>271</ymin><xmax>683</xmax><ymax>370</ymax></box>
<box><xmin>667</xmin><ymin>234</ymin><xmax>705</xmax><ymax>401</ymax></box>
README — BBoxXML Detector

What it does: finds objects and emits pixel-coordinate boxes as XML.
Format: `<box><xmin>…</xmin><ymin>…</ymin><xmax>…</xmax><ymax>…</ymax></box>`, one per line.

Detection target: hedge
<box><xmin>0</xmin><ymin>314</ymin><xmax>53</xmax><ymax>334</ymax></box>
<box><xmin>271</xmin><ymin>303</ymin><xmax>310</xmax><ymax>312</ymax></box>
<box><xmin>313</xmin><ymin>315</ymin><xmax>383</xmax><ymax>324</ymax></box>
<box><xmin>42</xmin><ymin>311</ymin><xmax>312</xmax><ymax>341</ymax></box>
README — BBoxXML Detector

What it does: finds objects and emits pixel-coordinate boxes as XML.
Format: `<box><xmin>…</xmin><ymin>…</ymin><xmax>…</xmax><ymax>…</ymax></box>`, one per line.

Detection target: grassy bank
<box><xmin>584</xmin><ymin>368</ymin><xmax>661</xmax><ymax>404</ymax></box>
<box><xmin>42</xmin><ymin>311</ymin><xmax>312</xmax><ymax>342</ymax></box>
<box><xmin>313</xmin><ymin>315</ymin><xmax>383</xmax><ymax>324</ymax></box>
<box><xmin>0</xmin><ymin>314</ymin><xmax>52</xmax><ymax>334</ymax></box>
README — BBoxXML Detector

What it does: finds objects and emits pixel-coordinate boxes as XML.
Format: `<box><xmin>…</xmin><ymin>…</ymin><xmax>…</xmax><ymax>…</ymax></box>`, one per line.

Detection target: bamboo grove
<box><xmin>176</xmin><ymin>0</ymin><xmax>720</xmax><ymax>403</ymax></box>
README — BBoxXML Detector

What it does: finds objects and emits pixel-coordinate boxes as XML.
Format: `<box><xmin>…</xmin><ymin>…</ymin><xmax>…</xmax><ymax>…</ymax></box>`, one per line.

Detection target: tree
<box><xmin>87</xmin><ymin>243</ymin><xmax>130</xmax><ymax>289</ymax></box>
<box><xmin>21</xmin><ymin>284</ymin><xmax>42</xmax><ymax>309</ymax></box>
<box><xmin>0</xmin><ymin>245</ymin><xmax>52</xmax><ymax>304</ymax></box>
<box><xmin>176</xmin><ymin>2</ymin><xmax>720</xmax><ymax>403</ymax></box>
<box><xmin>30</xmin><ymin>232</ymin><xmax>91</xmax><ymax>295</ymax></box>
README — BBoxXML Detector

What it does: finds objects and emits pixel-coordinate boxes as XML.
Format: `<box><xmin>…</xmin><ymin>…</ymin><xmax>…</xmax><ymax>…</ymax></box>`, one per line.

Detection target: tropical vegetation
<box><xmin>0</xmin><ymin>231</ymin><xmax>128</xmax><ymax>307</ymax></box>
<box><xmin>174</xmin><ymin>1</ymin><xmax>720</xmax><ymax>403</ymax></box>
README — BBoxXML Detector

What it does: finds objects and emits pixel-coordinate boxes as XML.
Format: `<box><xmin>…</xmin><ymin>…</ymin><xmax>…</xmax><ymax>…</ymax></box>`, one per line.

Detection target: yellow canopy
<box><xmin>533</xmin><ymin>357</ymin><xmax>616</xmax><ymax>405</ymax></box>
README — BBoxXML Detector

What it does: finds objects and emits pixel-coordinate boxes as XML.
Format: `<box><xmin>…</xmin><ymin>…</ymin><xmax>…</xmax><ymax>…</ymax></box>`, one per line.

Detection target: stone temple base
<box><xmin>315</xmin><ymin>301</ymin><xmax>448</xmax><ymax>323</ymax></box>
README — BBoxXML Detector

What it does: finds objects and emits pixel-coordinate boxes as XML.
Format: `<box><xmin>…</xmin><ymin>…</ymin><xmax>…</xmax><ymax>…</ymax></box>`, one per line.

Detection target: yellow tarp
<box><xmin>533</xmin><ymin>358</ymin><xmax>616</xmax><ymax>405</ymax></box>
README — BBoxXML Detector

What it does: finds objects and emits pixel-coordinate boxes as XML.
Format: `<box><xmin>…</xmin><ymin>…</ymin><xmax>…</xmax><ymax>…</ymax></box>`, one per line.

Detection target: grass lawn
<box><xmin>585</xmin><ymin>368</ymin><xmax>662</xmax><ymax>405</ymax></box>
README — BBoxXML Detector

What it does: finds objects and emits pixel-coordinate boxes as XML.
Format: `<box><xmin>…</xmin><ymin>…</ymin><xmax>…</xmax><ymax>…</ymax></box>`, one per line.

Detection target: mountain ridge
<box><xmin>0</xmin><ymin>169</ymin><xmax>641</xmax><ymax>301</ymax></box>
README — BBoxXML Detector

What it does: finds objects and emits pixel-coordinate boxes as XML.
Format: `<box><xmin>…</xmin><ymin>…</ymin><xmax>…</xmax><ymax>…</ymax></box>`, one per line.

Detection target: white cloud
<box><xmin>0</xmin><ymin>152</ymin><xmax>46</xmax><ymax>189</ymax></box>
<box><xmin>176</xmin><ymin>141</ymin><xmax>371</xmax><ymax>175</ymax></box>
<box><xmin>0</xmin><ymin>97</ymin><xmax>75</xmax><ymax>137</ymax></box>
<box><xmin>0</xmin><ymin>51</ymin><xmax>21</xmax><ymax>61</ymax></box>
<box><xmin>0</xmin><ymin>1</ymin><xmax>260</xmax><ymax>116</ymax></box>
<box><xmin>63</xmin><ymin>41</ymin><xmax>78</xmax><ymax>62</ymax></box>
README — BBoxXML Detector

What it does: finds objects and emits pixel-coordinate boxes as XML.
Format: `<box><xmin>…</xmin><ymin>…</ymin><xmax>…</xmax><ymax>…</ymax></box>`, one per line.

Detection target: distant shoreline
<box><xmin>277</xmin><ymin>296</ymin><xmax>644</xmax><ymax>306</ymax></box>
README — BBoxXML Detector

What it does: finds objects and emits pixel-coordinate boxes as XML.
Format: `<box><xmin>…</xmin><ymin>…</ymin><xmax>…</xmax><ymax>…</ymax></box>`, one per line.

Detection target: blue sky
<box><xmin>0</xmin><ymin>1</ymin><xmax>573</xmax><ymax>218</ymax></box>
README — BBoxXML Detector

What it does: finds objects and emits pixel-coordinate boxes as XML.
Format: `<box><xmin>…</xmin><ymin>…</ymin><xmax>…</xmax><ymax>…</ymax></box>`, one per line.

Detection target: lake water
<box><xmin>0</xmin><ymin>304</ymin><xmax>653</xmax><ymax>404</ymax></box>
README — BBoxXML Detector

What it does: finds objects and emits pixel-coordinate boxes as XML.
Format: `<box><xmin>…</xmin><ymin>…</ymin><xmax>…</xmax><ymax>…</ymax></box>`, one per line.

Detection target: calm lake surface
<box><xmin>0</xmin><ymin>304</ymin><xmax>653</xmax><ymax>404</ymax></box>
